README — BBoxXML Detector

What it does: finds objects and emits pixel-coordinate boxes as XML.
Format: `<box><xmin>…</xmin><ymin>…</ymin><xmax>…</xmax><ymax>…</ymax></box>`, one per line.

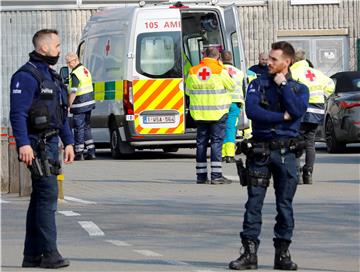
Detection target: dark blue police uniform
<box><xmin>248</xmin><ymin>64</ymin><xmax>269</xmax><ymax>77</ymax></box>
<box><xmin>10</xmin><ymin>52</ymin><xmax>74</xmax><ymax>265</ymax></box>
<box><xmin>241</xmin><ymin>74</ymin><xmax>308</xmax><ymax>244</ymax></box>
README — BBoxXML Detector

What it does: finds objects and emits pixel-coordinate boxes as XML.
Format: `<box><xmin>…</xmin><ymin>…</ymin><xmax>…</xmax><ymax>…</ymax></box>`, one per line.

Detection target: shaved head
<box><xmin>32</xmin><ymin>29</ymin><xmax>58</xmax><ymax>50</ymax></box>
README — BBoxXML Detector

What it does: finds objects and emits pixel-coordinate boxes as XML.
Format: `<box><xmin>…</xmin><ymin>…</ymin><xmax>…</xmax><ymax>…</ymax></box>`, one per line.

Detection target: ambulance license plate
<box><xmin>143</xmin><ymin>115</ymin><xmax>175</xmax><ymax>124</ymax></box>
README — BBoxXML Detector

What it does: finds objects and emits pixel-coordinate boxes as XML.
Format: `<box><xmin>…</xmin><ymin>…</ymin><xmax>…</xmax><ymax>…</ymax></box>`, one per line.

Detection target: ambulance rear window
<box><xmin>136</xmin><ymin>32</ymin><xmax>182</xmax><ymax>78</ymax></box>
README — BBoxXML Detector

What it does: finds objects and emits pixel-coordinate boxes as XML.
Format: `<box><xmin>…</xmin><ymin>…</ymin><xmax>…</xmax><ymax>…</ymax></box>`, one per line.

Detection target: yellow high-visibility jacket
<box><xmin>185</xmin><ymin>58</ymin><xmax>235</xmax><ymax>121</ymax></box>
<box><xmin>290</xmin><ymin>60</ymin><xmax>335</xmax><ymax>124</ymax></box>
<box><xmin>69</xmin><ymin>64</ymin><xmax>95</xmax><ymax>114</ymax></box>
<box><xmin>224</xmin><ymin>64</ymin><xmax>244</xmax><ymax>105</ymax></box>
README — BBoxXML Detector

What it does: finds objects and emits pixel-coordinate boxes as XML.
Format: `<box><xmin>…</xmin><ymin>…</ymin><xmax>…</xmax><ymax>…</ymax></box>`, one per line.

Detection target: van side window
<box><xmin>77</xmin><ymin>41</ymin><xmax>86</xmax><ymax>63</ymax></box>
<box><xmin>136</xmin><ymin>32</ymin><xmax>181</xmax><ymax>78</ymax></box>
<box><xmin>231</xmin><ymin>32</ymin><xmax>241</xmax><ymax>68</ymax></box>
<box><xmin>85</xmin><ymin>35</ymin><xmax>125</xmax><ymax>82</ymax></box>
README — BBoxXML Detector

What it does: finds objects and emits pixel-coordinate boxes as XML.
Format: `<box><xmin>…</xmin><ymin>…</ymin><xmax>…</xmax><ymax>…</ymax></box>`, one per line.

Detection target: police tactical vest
<box><xmin>69</xmin><ymin>65</ymin><xmax>95</xmax><ymax>114</ymax></box>
<box><xmin>18</xmin><ymin>63</ymin><xmax>68</xmax><ymax>134</ymax></box>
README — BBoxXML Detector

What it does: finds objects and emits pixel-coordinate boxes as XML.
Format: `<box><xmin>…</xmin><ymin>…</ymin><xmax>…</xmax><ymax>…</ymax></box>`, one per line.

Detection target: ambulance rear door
<box><xmin>224</xmin><ymin>4</ymin><xmax>249</xmax><ymax>130</ymax></box>
<box><xmin>224</xmin><ymin>4</ymin><xmax>246</xmax><ymax>74</ymax></box>
<box><xmin>131</xmin><ymin>7</ymin><xmax>185</xmax><ymax>137</ymax></box>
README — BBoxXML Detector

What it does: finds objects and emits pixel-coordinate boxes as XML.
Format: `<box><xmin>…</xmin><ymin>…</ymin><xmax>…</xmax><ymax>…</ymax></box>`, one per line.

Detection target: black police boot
<box><xmin>40</xmin><ymin>250</ymin><xmax>70</xmax><ymax>269</ymax></box>
<box><xmin>22</xmin><ymin>255</ymin><xmax>42</xmax><ymax>267</ymax></box>
<box><xmin>211</xmin><ymin>176</ymin><xmax>232</xmax><ymax>185</ymax></box>
<box><xmin>225</xmin><ymin>156</ymin><xmax>236</xmax><ymax>163</ymax></box>
<box><xmin>273</xmin><ymin>239</ymin><xmax>298</xmax><ymax>270</ymax></box>
<box><xmin>302</xmin><ymin>167</ymin><xmax>313</xmax><ymax>185</ymax></box>
<box><xmin>229</xmin><ymin>239</ymin><xmax>258</xmax><ymax>270</ymax></box>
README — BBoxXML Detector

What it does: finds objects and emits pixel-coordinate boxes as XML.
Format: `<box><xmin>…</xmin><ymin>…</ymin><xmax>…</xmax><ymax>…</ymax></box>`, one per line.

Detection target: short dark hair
<box><xmin>32</xmin><ymin>29</ymin><xmax>58</xmax><ymax>48</ymax></box>
<box><xmin>203</xmin><ymin>46</ymin><xmax>219</xmax><ymax>59</ymax></box>
<box><xmin>271</xmin><ymin>41</ymin><xmax>295</xmax><ymax>60</ymax></box>
<box><xmin>221</xmin><ymin>50</ymin><xmax>233</xmax><ymax>63</ymax></box>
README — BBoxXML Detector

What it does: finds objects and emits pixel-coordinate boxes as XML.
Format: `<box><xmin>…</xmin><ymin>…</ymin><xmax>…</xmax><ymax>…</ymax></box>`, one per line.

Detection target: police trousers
<box><xmin>240</xmin><ymin>148</ymin><xmax>298</xmax><ymax>245</ymax></box>
<box><xmin>195</xmin><ymin>114</ymin><xmax>227</xmax><ymax>180</ymax></box>
<box><xmin>24</xmin><ymin>139</ymin><xmax>59</xmax><ymax>256</ymax></box>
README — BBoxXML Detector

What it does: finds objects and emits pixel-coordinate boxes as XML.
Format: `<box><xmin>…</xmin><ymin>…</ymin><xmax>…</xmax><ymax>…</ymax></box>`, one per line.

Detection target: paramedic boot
<box><xmin>229</xmin><ymin>239</ymin><xmax>258</xmax><ymax>270</ymax></box>
<box><xmin>225</xmin><ymin>156</ymin><xmax>236</xmax><ymax>163</ymax></box>
<box><xmin>302</xmin><ymin>166</ymin><xmax>313</xmax><ymax>184</ymax></box>
<box><xmin>273</xmin><ymin>239</ymin><xmax>297</xmax><ymax>270</ymax></box>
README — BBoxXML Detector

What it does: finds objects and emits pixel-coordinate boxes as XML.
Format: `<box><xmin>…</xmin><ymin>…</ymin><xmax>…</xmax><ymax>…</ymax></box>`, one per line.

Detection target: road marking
<box><xmin>106</xmin><ymin>240</ymin><xmax>132</xmax><ymax>247</ymax></box>
<box><xmin>78</xmin><ymin>221</ymin><xmax>104</xmax><ymax>236</ymax></box>
<box><xmin>58</xmin><ymin>211</ymin><xmax>81</xmax><ymax>217</ymax></box>
<box><xmin>163</xmin><ymin>259</ymin><xmax>190</xmax><ymax>266</ymax></box>
<box><xmin>226</xmin><ymin>175</ymin><xmax>239</xmax><ymax>181</ymax></box>
<box><xmin>64</xmin><ymin>196</ymin><xmax>96</xmax><ymax>204</ymax></box>
<box><xmin>133</xmin><ymin>250</ymin><xmax>163</xmax><ymax>257</ymax></box>
<box><xmin>0</xmin><ymin>199</ymin><xmax>10</xmax><ymax>203</ymax></box>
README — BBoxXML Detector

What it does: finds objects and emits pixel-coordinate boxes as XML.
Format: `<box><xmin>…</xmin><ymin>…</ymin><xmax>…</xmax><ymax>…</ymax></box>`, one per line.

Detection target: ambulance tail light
<box><xmin>123</xmin><ymin>80</ymin><xmax>134</xmax><ymax>115</ymax></box>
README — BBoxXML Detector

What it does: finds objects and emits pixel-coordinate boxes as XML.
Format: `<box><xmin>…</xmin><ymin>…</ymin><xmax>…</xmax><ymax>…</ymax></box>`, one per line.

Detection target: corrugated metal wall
<box><xmin>1</xmin><ymin>9</ymin><xmax>94</xmax><ymax>126</ymax></box>
<box><xmin>239</xmin><ymin>0</ymin><xmax>360</xmax><ymax>69</ymax></box>
<box><xmin>1</xmin><ymin>0</ymin><xmax>359</xmax><ymax>127</ymax></box>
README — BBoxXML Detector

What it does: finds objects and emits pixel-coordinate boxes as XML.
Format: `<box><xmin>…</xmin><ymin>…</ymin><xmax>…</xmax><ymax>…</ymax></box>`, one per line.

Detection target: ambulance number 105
<box><xmin>145</xmin><ymin>22</ymin><xmax>158</xmax><ymax>29</ymax></box>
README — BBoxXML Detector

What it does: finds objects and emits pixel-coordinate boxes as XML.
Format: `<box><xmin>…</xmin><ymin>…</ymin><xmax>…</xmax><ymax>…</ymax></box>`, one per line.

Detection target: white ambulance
<box><xmin>73</xmin><ymin>0</ymin><xmax>247</xmax><ymax>158</ymax></box>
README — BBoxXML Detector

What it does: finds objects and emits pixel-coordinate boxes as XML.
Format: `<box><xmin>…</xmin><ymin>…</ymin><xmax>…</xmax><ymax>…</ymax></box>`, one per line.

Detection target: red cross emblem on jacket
<box><xmin>197</xmin><ymin>67</ymin><xmax>211</xmax><ymax>81</ymax></box>
<box><xmin>305</xmin><ymin>70</ymin><xmax>316</xmax><ymax>81</ymax></box>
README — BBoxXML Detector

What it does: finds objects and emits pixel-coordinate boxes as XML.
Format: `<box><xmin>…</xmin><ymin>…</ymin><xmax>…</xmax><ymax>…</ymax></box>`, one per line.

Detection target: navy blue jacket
<box><xmin>10</xmin><ymin>56</ymin><xmax>74</xmax><ymax>148</ymax></box>
<box><xmin>245</xmin><ymin>74</ymin><xmax>309</xmax><ymax>140</ymax></box>
<box><xmin>248</xmin><ymin>64</ymin><xmax>269</xmax><ymax>77</ymax></box>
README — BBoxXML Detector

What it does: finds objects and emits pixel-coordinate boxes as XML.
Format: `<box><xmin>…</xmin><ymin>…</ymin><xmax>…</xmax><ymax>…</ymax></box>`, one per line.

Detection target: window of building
<box><xmin>284</xmin><ymin>36</ymin><xmax>348</xmax><ymax>76</ymax></box>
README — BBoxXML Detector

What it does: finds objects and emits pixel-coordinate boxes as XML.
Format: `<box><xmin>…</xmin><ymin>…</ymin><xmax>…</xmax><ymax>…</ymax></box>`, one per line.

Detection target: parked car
<box><xmin>319</xmin><ymin>71</ymin><xmax>360</xmax><ymax>153</ymax></box>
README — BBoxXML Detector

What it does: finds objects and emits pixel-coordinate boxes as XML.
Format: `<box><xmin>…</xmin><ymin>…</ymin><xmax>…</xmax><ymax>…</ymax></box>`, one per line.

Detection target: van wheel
<box><xmin>110</xmin><ymin>127</ymin><xmax>122</xmax><ymax>159</ymax></box>
<box><xmin>163</xmin><ymin>147</ymin><xmax>179</xmax><ymax>153</ymax></box>
<box><xmin>325</xmin><ymin>118</ymin><xmax>345</xmax><ymax>153</ymax></box>
<box><xmin>110</xmin><ymin>126</ymin><xmax>134</xmax><ymax>159</ymax></box>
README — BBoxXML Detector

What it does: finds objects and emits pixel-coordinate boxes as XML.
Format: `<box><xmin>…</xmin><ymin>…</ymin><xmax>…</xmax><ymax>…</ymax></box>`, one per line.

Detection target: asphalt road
<box><xmin>1</xmin><ymin>144</ymin><xmax>359</xmax><ymax>272</ymax></box>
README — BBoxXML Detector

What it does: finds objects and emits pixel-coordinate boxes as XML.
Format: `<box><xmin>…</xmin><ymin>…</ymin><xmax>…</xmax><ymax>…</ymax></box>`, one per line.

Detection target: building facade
<box><xmin>1</xmin><ymin>0</ymin><xmax>359</xmax><ymax>126</ymax></box>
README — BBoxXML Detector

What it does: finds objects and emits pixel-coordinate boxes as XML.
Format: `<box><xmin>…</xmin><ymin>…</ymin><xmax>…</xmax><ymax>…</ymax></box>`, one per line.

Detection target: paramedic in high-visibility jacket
<box><xmin>65</xmin><ymin>52</ymin><xmax>96</xmax><ymax>161</ymax></box>
<box><xmin>290</xmin><ymin>49</ymin><xmax>335</xmax><ymax>184</ymax></box>
<box><xmin>185</xmin><ymin>47</ymin><xmax>235</xmax><ymax>185</ymax></box>
<box><xmin>221</xmin><ymin>50</ymin><xmax>245</xmax><ymax>163</ymax></box>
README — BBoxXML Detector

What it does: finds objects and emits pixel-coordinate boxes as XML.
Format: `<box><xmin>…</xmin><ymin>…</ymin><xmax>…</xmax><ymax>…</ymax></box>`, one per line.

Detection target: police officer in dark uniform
<box><xmin>10</xmin><ymin>29</ymin><xmax>74</xmax><ymax>269</ymax></box>
<box><xmin>229</xmin><ymin>41</ymin><xmax>309</xmax><ymax>270</ymax></box>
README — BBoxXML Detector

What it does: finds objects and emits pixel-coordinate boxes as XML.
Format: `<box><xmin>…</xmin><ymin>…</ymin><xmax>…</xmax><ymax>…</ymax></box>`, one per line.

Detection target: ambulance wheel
<box><xmin>110</xmin><ymin>126</ymin><xmax>134</xmax><ymax>159</ymax></box>
<box><xmin>110</xmin><ymin>127</ymin><xmax>122</xmax><ymax>159</ymax></box>
<box><xmin>163</xmin><ymin>147</ymin><xmax>179</xmax><ymax>153</ymax></box>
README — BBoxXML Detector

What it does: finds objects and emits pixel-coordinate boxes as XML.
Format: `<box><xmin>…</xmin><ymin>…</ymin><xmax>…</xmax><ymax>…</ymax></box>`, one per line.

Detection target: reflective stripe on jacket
<box><xmin>69</xmin><ymin>64</ymin><xmax>95</xmax><ymax>114</ymax></box>
<box><xmin>290</xmin><ymin>60</ymin><xmax>335</xmax><ymax>124</ymax></box>
<box><xmin>185</xmin><ymin>58</ymin><xmax>235</xmax><ymax>121</ymax></box>
<box><xmin>224</xmin><ymin>64</ymin><xmax>244</xmax><ymax>104</ymax></box>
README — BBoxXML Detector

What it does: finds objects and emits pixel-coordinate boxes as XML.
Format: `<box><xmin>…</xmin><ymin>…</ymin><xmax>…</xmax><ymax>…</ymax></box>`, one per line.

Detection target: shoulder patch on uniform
<box><xmin>12</xmin><ymin>81</ymin><xmax>22</xmax><ymax>94</ymax></box>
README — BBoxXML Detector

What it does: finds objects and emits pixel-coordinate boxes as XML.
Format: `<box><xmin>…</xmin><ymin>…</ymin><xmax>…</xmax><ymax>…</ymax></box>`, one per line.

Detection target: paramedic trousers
<box><xmin>24</xmin><ymin>140</ymin><xmax>59</xmax><ymax>256</ymax></box>
<box><xmin>300</xmin><ymin>122</ymin><xmax>318</xmax><ymax>171</ymax></box>
<box><xmin>240</xmin><ymin>148</ymin><xmax>298</xmax><ymax>245</ymax></box>
<box><xmin>222</xmin><ymin>103</ymin><xmax>241</xmax><ymax>157</ymax></box>
<box><xmin>195</xmin><ymin>114</ymin><xmax>227</xmax><ymax>181</ymax></box>
<box><xmin>73</xmin><ymin>111</ymin><xmax>95</xmax><ymax>156</ymax></box>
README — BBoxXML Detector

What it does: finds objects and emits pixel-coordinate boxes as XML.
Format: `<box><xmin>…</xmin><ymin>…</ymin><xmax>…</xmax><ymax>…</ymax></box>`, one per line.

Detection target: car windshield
<box><xmin>333</xmin><ymin>72</ymin><xmax>360</xmax><ymax>93</ymax></box>
<box><xmin>352</xmin><ymin>79</ymin><xmax>360</xmax><ymax>90</ymax></box>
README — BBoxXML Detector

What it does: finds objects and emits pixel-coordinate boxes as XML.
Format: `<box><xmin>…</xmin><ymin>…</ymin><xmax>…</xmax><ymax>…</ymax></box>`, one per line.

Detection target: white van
<box><xmin>72</xmin><ymin>0</ymin><xmax>247</xmax><ymax>158</ymax></box>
